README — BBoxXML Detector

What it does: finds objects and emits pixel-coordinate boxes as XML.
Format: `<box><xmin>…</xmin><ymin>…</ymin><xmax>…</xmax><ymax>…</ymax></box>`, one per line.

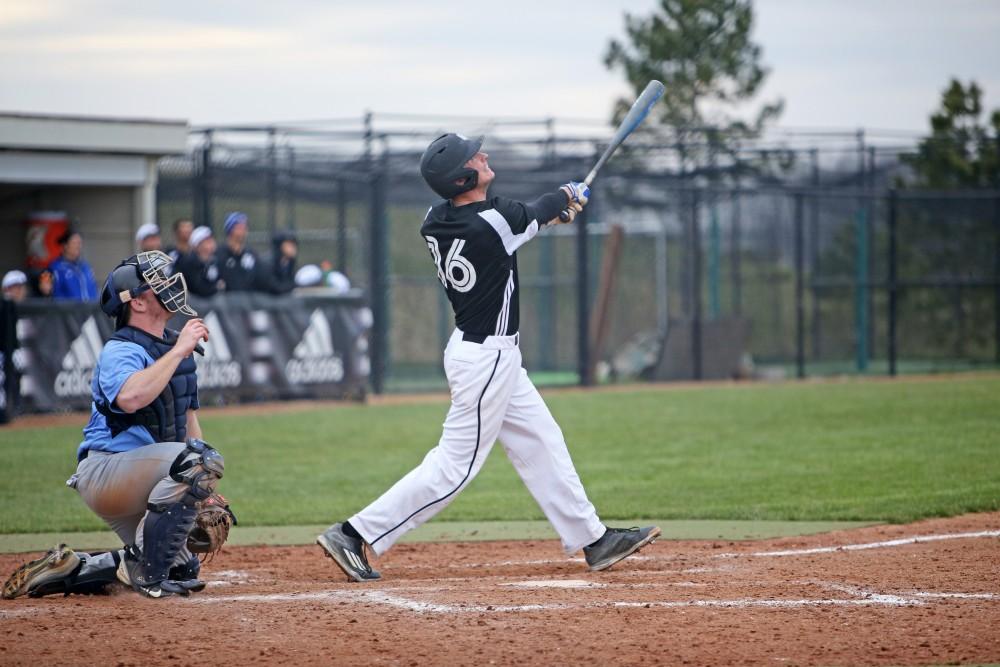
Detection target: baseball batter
<box><xmin>2</xmin><ymin>251</ymin><xmax>233</xmax><ymax>600</ymax></box>
<box><xmin>318</xmin><ymin>134</ymin><xmax>660</xmax><ymax>581</ymax></box>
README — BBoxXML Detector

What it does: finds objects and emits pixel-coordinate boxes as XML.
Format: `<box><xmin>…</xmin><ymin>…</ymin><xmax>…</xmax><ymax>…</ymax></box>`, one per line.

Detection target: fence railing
<box><xmin>158</xmin><ymin>122</ymin><xmax>1000</xmax><ymax>393</ymax></box>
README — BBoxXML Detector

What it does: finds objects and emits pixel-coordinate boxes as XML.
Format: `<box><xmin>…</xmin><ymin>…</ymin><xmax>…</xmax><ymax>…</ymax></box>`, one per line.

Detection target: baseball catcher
<box><xmin>2</xmin><ymin>251</ymin><xmax>234</xmax><ymax>600</ymax></box>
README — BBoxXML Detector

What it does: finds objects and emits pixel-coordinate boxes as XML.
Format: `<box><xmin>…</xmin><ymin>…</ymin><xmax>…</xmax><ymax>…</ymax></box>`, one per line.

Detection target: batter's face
<box><xmin>465</xmin><ymin>151</ymin><xmax>494</xmax><ymax>188</ymax></box>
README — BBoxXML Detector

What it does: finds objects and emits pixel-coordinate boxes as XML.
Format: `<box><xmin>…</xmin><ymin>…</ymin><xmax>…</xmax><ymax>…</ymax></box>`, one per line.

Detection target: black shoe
<box><xmin>584</xmin><ymin>526</ymin><xmax>661</xmax><ymax>572</ymax></box>
<box><xmin>116</xmin><ymin>546</ymin><xmax>188</xmax><ymax>598</ymax></box>
<box><xmin>169</xmin><ymin>558</ymin><xmax>206</xmax><ymax>593</ymax></box>
<box><xmin>317</xmin><ymin>523</ymin><xmax>381</xmax><ymax>582</ymax></box>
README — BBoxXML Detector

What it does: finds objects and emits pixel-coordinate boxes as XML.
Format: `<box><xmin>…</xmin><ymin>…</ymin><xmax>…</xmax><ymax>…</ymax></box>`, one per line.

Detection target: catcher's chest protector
<box><xmin>99</xmin><ymin>326</ymin><xmax>198</xmax><ymax>442</ymax></box>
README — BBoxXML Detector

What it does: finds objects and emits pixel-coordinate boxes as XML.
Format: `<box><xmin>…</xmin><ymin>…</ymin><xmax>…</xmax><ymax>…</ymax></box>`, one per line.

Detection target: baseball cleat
<box><xmin>2</xmin><ymin>544</ymin><xmax>81</xmax><ymax>599</ymax></box>
<box><xmin>583</xmin><ymin>526</ymin><xmax>661</xmax><ymax>572</ymax></box>
<box><xmin>317</xmin><ymin>523</ymin><xmax>381</xmax><ymax>582</ymax></box>
<box><xmin>116</xmin><ymin>546</ymin><xmax>188</xmax><ymax>598</ymax></box>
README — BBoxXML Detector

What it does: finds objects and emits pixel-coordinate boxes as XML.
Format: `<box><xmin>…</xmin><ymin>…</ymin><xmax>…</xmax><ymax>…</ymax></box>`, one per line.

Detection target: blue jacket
<box><xmin>49</xmin><ymin>256</ymin><xmax>98</xmax><ymax>301</ymax></box>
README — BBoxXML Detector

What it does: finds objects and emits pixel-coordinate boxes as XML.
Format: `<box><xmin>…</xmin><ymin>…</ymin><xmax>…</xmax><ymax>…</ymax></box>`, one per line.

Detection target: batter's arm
<box><xmin>524</xmin><ymin>190</ymin><xmax>572</xmax><ymax>228</ymax></box>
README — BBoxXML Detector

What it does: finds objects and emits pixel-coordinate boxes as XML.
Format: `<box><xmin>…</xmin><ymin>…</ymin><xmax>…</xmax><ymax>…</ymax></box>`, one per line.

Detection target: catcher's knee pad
<box><xmin>169</xmin><ymin>438</ymin><xmax>225</xmax><ymax>501</ymax></box>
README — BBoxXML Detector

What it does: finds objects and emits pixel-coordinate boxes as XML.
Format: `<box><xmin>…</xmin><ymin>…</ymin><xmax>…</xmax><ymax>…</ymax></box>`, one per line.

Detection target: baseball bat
<box><xmin>559</xmin><ymin>79</ymin><xmax>665</xmax><ymax>221</ymax></box>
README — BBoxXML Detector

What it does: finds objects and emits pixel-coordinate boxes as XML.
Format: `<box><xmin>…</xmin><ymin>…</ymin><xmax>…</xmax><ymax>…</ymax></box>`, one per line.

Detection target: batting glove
<box><xmin>560</xmin><ymin>181</ymin><xmax>590</xmax><ymax>206</ymax></box>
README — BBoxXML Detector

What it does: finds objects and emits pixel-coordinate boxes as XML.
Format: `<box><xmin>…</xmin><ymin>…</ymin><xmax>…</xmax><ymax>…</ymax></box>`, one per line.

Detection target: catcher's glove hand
<box><xmin>187</xmin><ymin>493</ymin><xmax>237</xmax><ymax>560</ymax></box>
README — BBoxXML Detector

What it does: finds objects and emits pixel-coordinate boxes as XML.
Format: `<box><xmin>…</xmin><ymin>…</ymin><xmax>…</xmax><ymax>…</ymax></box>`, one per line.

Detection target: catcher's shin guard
<box><xmin>136</xmin><ymin>497</ymin><xmax>199</xmax><ymax>587</ymax></box>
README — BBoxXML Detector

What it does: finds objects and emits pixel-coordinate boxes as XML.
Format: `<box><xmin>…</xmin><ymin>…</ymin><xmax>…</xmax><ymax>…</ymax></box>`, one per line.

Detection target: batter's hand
<box><xmin>560</xmin><ymin>181</ymin><xmax>590</xmax><ymax>206</ymax></box>
<box><xmin>176</xmin><ymin>318</ymin><xmax>209</xmax><ymax>357</ymax></box>
<box><xmin>550</xmin><ymin>201</ymin><xmax>583</xmax><ymax>225</ymax></box>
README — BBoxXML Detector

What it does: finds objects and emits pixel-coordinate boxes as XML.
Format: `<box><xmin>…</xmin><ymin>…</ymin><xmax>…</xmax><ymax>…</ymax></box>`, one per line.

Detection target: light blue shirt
<box><xmin>77</xmin><ymin>340</ymin><xmax>158</xmax><ymax>460</ymax></box>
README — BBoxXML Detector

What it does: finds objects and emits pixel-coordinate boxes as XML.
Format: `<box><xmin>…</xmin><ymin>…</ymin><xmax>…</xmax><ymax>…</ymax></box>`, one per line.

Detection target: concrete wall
<box><xmin>0</xmin><ymin>184</ymin><xmax>137</xmax><ymax>282</ymax></box>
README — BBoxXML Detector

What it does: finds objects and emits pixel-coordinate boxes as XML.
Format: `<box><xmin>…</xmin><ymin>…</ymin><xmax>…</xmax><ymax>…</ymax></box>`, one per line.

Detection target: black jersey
<box><xmin>420</xmin><ymin>191</ymin><xmax>567</xmax><ymax>337</ymax></box>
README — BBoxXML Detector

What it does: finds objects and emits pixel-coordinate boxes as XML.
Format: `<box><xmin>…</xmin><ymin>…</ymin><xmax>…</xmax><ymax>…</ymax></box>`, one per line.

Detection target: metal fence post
<box><xmin>854</xmin><ymin>130</ymin><xmax>869</xmax><ymax>372</ymax></box>
<box><xmin>337</xmin><ymin>179</ymin><xmax>348</xmax><ymax>273</ymax></box>
<box><xmin>576</xmin><ymin>205</ymin><xmax>592</xmax><ymax>386</ymax></box>
<box><xmin>267</xmin><ymin>127</ymin><xmax>278</xmax><ymax>234</ymax></box>
<box><xmin>794</xmin><ymin>192</ymin><xmax>806</xmax><ymax>379</ymax></box>
<box><xmin>809</xmin><ymin>148</ymin><xmax>821</xmax><ymax>358</ymax></box>
<box><xmin>994</xmin><ymin>195</ymin><xmax>1000</xmax><ymax>364</ymax></box>
<box><xmin>198</xmin><ymin>131</ymin><xmax>213</xmax><ymax>229</ymax></box>
<box><xmin>888</xmin><ymin>189</ymin><xmax>899</xmax><ymax>377</ymax></box>
<box><xmin>691</xmin><ymin>189</ymin><xmax>703</xmax><ymax>380</ymax></box>
<box><xmin>286</xmin><ymin>145</ymin><xmax>296</xmax><ymax>231</ymax></box>
<box><xmin>369</xmin><ymin>155</ymin><xmax>388</xmax><ymax>394</ymax></box>
<box><xmin>730</xmin><ymin>188</ymin><xmax>742</xmax><ymax>315</ymax></box>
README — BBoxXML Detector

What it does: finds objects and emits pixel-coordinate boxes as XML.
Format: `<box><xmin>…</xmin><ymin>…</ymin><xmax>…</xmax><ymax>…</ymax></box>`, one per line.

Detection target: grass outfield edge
<box><xmin>0</xmin><ymin>519</ymin><xmax>877</xmax><ymax>554</ymax></box>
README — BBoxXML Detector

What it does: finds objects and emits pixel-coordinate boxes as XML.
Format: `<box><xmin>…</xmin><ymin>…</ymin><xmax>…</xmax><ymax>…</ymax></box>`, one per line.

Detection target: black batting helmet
<box><xmin>419</xmin><ymin>133</ymin><xmax>484</xmax><ymax>200</ymax></box>
<box><xmin>101</xmin><ymin>251</ymin><xmax>196</xmax><ymax>329</ymax></box>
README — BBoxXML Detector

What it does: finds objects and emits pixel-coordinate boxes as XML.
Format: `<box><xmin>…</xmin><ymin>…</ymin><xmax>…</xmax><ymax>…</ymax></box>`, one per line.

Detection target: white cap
<box><xmin>326</xmin><ymin>270</ymin><xmax>351</xmax><ymax>293</ymax></box>
<box><xmin>189</xmin><ymin>226</ymin><xmax>213</xmax><ymax>249</ymax></box>
<box><xmin>135</xmin><ymin>223</ymin><xmax>160</xmax><ymax>242</ymax></box>
<box><xmin>294</xmin><ymin>264</ymin><xmax>323</xmax><ymax>287</ymax></box>
<box><xmin>2</xmin><ymin>270</ymin><xmax>27</xmax><ymax>289</ymax></box>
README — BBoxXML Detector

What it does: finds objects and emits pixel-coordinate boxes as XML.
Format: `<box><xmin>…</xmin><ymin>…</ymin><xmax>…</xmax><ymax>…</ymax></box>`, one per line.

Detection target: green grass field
<box><xmin>1</xmin><ymin>375</ymin><xmax>998</xmax><ymax>535</ymax></box>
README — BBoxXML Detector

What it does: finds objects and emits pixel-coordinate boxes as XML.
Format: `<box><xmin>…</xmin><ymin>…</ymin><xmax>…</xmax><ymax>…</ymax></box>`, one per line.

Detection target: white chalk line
<box><xmin>188</xmin><ymin>589</ymin><xmax>917</xmax><ymax>612</ymax></box>
<box><xmin>190</xmin><ymin>578</ymin><xmax>1000</xmax><ymax>614</ymax></box>
<box><xmin>387</xmin><ymin>530</ymin><xmax>1000</xmax><ymax>571</ymax></box>
<box><xmin>734</xmin><ymin>530</ymin><xmax>1000</xmax><ymax>558</ymax></box>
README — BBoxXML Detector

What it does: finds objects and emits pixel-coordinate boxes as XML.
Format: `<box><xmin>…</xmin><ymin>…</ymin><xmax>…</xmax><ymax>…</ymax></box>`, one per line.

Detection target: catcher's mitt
<box><xmin>187</xmin><ymin>493</ymin><xmax>237</xmax><ymax>560</ymax></box>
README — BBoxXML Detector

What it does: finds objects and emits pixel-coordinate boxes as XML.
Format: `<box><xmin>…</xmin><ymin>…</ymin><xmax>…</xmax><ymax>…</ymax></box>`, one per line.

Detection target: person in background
<box><xmin>2</xmin><ymin>270</ymin><xmax>28</xmax><ymax>303</ymax></box>
<box><xmin>135</xmin><ymin>224</ymin><xmax>162</xmax><ymax>253</ymax></box>
<box><xmin>175</xmin><ymin>226</ymin><xmax>223</xmax><ymax>298</ymax></box>
<box><xmin>0</xmin><ymin>270</ymin><xmax>26</xmax><ymax>422</ymax></box>
<box><xmin>216</xmin><ymin>212</ymin><xmax>258</xmax><ymax>292</ymax></box>
<box><xmin>49</xmin><ymin>230</ymin><xmax>98</xmax><ymax>301</ymax></box>
<box><xmin>165</xmin><ymin>218</ymin><xmax>194</xmax><ymax>266</ymax></box>
<box><xmin>262</xmin><ymin>230</ymin><xmax>298</xmax><ymax>294</ymax></box>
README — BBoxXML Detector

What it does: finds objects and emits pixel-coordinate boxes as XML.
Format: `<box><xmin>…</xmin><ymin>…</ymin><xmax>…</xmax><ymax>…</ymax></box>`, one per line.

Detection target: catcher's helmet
<box><xmin>419</xmin><ymin>133</ymin><xmax>484</xmax><ymax>200</ymax></box>
<box><xmin>101</xmin><ymin>250</ymin><xmax>197</xmax><ymax>329</ymax></box>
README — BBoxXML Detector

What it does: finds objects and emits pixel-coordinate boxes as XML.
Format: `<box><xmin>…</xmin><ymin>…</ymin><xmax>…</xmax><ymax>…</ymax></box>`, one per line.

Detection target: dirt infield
<box><xmin>1</xmin><ymin>513</ymin><xmax>998</xmax><ymax>666</ymax></box>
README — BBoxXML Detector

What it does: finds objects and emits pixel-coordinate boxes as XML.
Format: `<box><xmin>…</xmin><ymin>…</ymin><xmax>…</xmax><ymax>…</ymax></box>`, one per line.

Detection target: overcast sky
<box><xmin>1</xmin><ymin>0</ymin><xmax>998</xmax><ymax>132</ymax></box>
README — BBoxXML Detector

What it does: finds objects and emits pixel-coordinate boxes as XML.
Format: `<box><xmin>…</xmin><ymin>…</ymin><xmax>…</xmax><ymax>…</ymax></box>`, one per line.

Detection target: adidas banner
<box><xmin>12</xmin><ymin>292</ymin><xmax>371</xmax><ymax>414</ymax></box>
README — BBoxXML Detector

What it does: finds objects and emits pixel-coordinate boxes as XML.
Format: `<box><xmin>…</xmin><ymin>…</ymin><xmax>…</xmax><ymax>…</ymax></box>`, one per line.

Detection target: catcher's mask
<box><xmin>100</xmin><ymin>250</ymin><xmax>196</xmax><ymax>328</ymax></box>
<box><xmin>419</xmin><ymin>133</ymin><xmax>484</xmax><ymax>200</ymax></box>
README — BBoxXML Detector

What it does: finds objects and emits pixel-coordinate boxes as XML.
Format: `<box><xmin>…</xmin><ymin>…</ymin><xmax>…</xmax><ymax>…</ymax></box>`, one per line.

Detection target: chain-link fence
<box><xmin>157</xmin><ymin>119</ymin><xmax>1000</xmax><ymax>393</ymax></box>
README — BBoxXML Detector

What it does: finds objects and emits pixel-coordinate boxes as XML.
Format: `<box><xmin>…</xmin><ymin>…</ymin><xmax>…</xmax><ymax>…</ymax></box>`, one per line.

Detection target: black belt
<box><xmin>462</xmin><ymin>332</ymin><xmax>489</xmax><ymax>344</ymax></box>
<box><xmin>462</xmin><ymin>331</ymin><xmax>519</xmax><ymax>345</ymax></box>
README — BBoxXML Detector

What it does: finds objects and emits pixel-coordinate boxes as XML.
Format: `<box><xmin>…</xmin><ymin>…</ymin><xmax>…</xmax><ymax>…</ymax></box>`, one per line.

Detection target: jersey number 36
<box><xmin>426</xmin><ymin>236</ymin><xmax>477</xmax><ymax>293</ymax></box>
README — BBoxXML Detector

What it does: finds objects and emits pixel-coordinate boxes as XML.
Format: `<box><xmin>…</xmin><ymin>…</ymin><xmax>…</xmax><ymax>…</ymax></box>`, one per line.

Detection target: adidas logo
<box><xmin>55</xmin><ymin>316</ymin><xmax>103</xmax><ymax>397</ymax></box>
<box><xmin>286</xmin><ymin>309</ymin><xmax>343</xmax><ymax>384</ymax></box>
<box><xmin>196</xmin><ymin>312</ymin><xmax>242</xmax><ymax>389</ymax></box>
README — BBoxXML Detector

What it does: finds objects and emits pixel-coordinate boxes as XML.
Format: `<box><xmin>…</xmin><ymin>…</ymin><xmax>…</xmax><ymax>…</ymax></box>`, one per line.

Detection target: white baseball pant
<box><xmin>351</xmin><ymin>329</ymin><xmax>605</xmax><ymax>556</ymax></box>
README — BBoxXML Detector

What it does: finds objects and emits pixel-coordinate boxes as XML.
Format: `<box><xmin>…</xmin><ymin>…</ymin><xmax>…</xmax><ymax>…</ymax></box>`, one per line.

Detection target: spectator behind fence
<box><xmin>29</xmin><ymin>268</ymin><xmax>53</xmax><ymax>297</ymax></box>
<box><xmin>135</xmin><ymin>223</ymin><xmax>162</xmax><ymax>253</ymax></box>
<box><xmin>261</xmin><ymin>230</ymin><xmax>298</xmax><ymax>294</ymax></box>
<box><xmin>2</xmin><ymin>270</ymin><xmax>28</xmax><ymax>303</ymax></box>
<box><xmin>165</xmin><ymin>218</ymin><xmax>194</xmax><ymax>266</ymax></box>
<box><xmin>175</xmin><ymin>226</ymin><xmax>223</xmax><ymax>298</ymax></box>
<box><xmin>49</xmin><ymin>229</ymin><xmax>98</xmax><ymax>301</ymax></box>
<box><xmin>216</xmin><ymin>212</ymin><xmax>259</xmax><ymax>292</ymax></box>
<box><xmin>1</xmin><ymin>270</ymin><xmax>25</xmax><ymax>422</ymax></box>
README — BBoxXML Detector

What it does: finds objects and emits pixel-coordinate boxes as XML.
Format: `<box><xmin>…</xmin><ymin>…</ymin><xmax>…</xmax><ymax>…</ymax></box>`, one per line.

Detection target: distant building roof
<box><xmin>0</xmin><ymin>111</ymin><xmax>187</xmax><ymax>156</ymax></box>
